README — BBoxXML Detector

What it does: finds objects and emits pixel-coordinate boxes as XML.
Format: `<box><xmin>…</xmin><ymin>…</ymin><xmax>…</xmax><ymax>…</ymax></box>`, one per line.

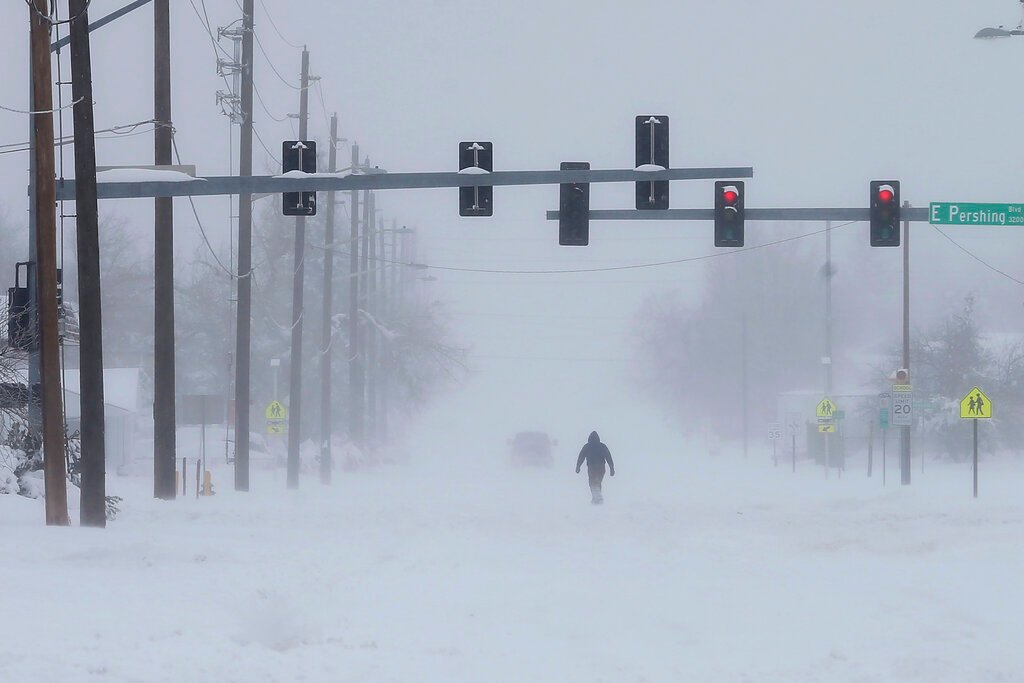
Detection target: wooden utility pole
<box><xmin>376</xmin><ymin>217</ymin><xmax>389</xmax><ymax>444</ymax></box>
<box><xmin>319</xmin><ymin>113</ymin><xmax>338</xmax><ymax>485</ymax></box>
<box><xmin>28</xmin><ymin>0</ymin><xmax>69</xmax><ymax>526</ymax></box>
<box><xmin>69</xmin><ymin>0</ymin><xmax>106</xmax><ymax>527</ymax></box>
<box><xmin>901</xmin><ymin>201</ymin><xmax>911</xmax><ymax>486</ymax></box>
<box><xmin>233</xmin><ymin>0</ymin><xmax>255</xmax><ymax>491</ymax></box>
<box><xmin>348</xmin><ymin>145</ymin><xmax>363</xmax><ymax>447</ymax></box>
<box><xmin>285</xmin><ymin>47</ymin><xmax>310</xmax><ymax>489</ymax></box>
<box><xmin>153</xmin><ymin>0</ymin><xmax>176</xmax><ymax>499</ymax></box>
<box><xmin>366</xmin><ymin>192</ymin><xmax>377</xmax><ymax>445</ymax></box>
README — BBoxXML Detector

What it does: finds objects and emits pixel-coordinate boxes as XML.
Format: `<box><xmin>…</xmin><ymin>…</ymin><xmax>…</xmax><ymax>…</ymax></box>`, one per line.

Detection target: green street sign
<box><xmin>880</xmin><ymin>409</ymin><xmax>890</xmax><ymax>429</ymax></box>
<box><xmin>929</xmin><ymin>202</ymin><xmax>1024</xmax><ymax>227</ymax></box>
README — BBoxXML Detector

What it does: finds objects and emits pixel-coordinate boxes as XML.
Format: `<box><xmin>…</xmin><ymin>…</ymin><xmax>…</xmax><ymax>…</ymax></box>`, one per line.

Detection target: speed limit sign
<box><xmin>891</xmin><ymin>385</ymin><xmax>913</xmax><ymax>427</ymax></box>
<box><xmin>768</xmin><ymin>423</ymin><xmax>782</xmax><ymax>440</ymax></box>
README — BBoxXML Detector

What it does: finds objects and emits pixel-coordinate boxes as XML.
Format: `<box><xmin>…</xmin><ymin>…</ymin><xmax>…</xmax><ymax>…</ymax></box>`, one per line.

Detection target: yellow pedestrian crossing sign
<box><xmin>818</xmin><ymin>423</ymin><xmax>835</xmax><ymax>433</ymax></box>
<box><xmin>960</xmin><ymin>387</ymin><xmax>992</xmax><ymax>419</ymax></box>
<box><xmin>265</xmin><ymin>400</ymin><xmax>287</xmax><ymax>421</ymax></box>
<box><xmin>816</xmin><ymin>397</ymin><xmax>838</xmax><ymax>419</ymax></box>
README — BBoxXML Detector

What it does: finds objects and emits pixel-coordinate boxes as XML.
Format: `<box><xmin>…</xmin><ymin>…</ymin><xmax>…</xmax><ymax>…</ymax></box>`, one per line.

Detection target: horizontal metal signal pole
<box><xmin>545</xmin><ymin>207</ymin><xmax>932</xmax><ymax>222</ymax></box>
<box><xmin>50</xmin><ymin>0</ymin><xmax>155</xmax><ymax>53</ymax></box>
<box><xmin>52</xmin><ymin>166</ymin><xmax>753</xmax><ymax>201</ymax></box>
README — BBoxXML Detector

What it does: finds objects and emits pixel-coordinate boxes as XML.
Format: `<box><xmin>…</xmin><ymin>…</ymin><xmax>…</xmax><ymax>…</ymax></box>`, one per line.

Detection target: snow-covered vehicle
<box><xmin>506</xmin><ymin>431</ymin><xmax>556</xmax><ymax>468</ymax></box>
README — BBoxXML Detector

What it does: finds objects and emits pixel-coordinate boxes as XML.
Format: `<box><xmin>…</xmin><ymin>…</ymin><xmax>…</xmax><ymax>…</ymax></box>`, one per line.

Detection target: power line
<box><xmin>23</xmin><ymin>0</ymin><xmax>92</xmax><ymax>25</ymax></box>
<box><xmin>0</xmin><ymin>96</ymin><xmax>84</xmax><ymax>115</ymax></box>
<box><xmin>251</xmin><ymin>125</ymin><xmax>281</xmax><ymax>167</ymax></box>
<box><xmin>930</xmin><ymin>224</ymin><xmax>1024</xmax><ymax>286</ymax></box>
<box><xmin>314</xmin><ymin>79</ymin><xmax>333</xmax><ymax>136</ymax></box>
<box><xmin>365</xmin><ymin>221</ymin><xmax>861</xmax><ymax>275</ymax></box>
<box><xmin>251</xmin><ymin>25</ymin><xmax>306</xmax><ymax>90</ymax></box>
<box><xmin>171</xmin><ymin>134</ymin><xmax>235</xmax><ymax>278</ymax></box>
<box><xmin>0</xmin><ymin>118</ymin><xmax>161</xmax><ymax>155</ymax></box>
<box><xmin>257</xmin><ymin>0</ymin><xmax>302</xmax><ymax>48</ymax></box>
<box><xmin>253</xmin><ymin>82</ymin><xmax>288</xmax><ymax>122</ymax></box>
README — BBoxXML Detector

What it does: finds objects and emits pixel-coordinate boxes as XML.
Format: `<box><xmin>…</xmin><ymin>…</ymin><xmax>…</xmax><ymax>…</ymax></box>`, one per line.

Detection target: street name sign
<box><xmin>929</xmin><ymin>202</ymin><xmax>1024</xmax><ymax>227</ymax></box>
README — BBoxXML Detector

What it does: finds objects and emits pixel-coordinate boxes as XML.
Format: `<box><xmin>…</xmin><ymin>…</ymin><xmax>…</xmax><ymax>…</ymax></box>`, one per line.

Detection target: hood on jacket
<box><xmin>588</xmin><ymin>431</ymin><xmax>600</xmax><ymax>444</ymax></box>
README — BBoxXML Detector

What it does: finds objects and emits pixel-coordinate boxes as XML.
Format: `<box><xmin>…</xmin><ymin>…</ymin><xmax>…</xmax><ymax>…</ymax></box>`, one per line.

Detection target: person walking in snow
<box><xmin>576</xmin><ymin>431</ymin><xmax>614</xmax><ymax>504</ymax></box>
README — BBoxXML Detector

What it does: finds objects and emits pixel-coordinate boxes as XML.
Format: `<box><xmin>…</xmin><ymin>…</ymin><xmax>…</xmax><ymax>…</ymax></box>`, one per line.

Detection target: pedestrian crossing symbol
<box><xmin>959</xmin><ymin>387</ymin><xmax>992</xmax><ymax>419</ymax></box>
<box><xmin>816</xmin><ymin>397</ymin><xmax>837</xmax><ymax>419</ymax></box>
<box><xmin>265</xmin><ymin>400</ymin><xmax>287</xmax><ymax>421</ymax></box>
<box><xmin>818</xmin><ymin>423</ymin><xmax>835</xmax><ymax>433</ymax></box>
<box><xmin>267</xmin><ymin>422</ymin><xmax>286</xmax><ymax>435</ymax></box>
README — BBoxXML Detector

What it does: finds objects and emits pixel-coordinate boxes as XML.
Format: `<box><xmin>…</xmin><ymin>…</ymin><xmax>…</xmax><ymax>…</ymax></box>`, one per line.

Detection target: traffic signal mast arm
<box><xmin>545</xmin><ymin>207</ymin><xmax>931</xmax><ymax>221</ymax></box>
<box><xmin>53</xmin><ymin>166</ymin><xmax>754</xmax><ymax>201</ymax></box>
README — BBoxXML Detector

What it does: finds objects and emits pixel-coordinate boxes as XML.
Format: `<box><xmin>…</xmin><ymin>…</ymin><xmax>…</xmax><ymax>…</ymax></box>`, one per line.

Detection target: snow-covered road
<box><xmin>2</xmin><ymin>449</ymin><xmax>1022</xmax><ymax>682</ymax></box>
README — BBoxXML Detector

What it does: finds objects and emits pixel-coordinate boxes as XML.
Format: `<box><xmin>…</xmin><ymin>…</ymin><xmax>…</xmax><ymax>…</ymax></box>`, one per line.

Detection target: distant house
<box><xmin>63</xmin><ymin>368</ymin><xmax>145</xmax><ymax>471</ymax></box>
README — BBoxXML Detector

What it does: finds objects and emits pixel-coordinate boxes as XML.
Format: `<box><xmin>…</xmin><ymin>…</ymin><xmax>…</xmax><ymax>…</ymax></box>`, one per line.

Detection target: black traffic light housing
<box><xmin>635</xmin><ymin>115</ymin><xmax>669</xmax><ymax>210</ymax></box>
<box><xmin>559</xmin><ymin>162</ymin><xmax>590</xmax><ymax>246</ymax></box>
<box><xmin>870</xmin><ymin>180</ymin><xmax>900</xmax><ymax>247</ymax></box>
<box><xmin>459</xmin><ymin>141</ymin><xmax>493</xmax><ymax>216</ymax></box>
<box><xmin>714</xmin><ymin>181</ymin><xmax>745</xmax><ymax>247</ymax></box>
<box><xmin>282</xmin><ymin>140</ymin><xmax>317</xmax><ymax>216</ymax></box>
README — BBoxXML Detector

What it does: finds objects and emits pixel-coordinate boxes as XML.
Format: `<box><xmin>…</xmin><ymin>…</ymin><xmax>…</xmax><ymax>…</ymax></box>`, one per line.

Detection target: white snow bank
<box><xmin>1</xmin><ymin>449</ymin><xmax>1021</xmax><ymax>682</ymax></box>
<box><xmin>96</xmin><ymin>169</ymin><xmax>201</xmax><ymax>183</ymax></box>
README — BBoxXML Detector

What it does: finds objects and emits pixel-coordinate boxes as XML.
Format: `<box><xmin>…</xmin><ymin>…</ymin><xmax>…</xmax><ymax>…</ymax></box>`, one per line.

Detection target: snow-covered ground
<box><xmin>2</xmin><ymin>439</ymin><xmax>1022</xmax><ymax>682</ymax></box>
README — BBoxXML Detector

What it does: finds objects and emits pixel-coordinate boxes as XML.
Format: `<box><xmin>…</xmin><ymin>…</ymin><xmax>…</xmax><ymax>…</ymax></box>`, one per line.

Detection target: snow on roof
<box><xmin>96</xmin><ymin>168</ymin><xmax>201</xmax><ymax>183</ymax></box>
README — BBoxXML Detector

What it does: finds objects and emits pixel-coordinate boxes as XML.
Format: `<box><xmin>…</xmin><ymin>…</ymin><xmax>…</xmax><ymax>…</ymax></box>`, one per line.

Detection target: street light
<box><xmin>974</xmin><ymin>0</ymin><xmax>1024</xmax><ymax>38</ymax></box>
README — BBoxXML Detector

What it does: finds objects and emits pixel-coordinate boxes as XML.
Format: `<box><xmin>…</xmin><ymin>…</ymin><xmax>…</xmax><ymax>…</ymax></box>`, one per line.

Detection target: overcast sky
<box><xmin>3</xmin><ymin>1</ymin><xmax>1024</xmax><ymax>445</ymax></box>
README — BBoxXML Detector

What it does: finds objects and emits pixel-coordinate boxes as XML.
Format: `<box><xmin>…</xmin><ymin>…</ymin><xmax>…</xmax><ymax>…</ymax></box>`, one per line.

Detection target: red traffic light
<box><xmin>877</xmin><ymin>186</ymin><xmax>894</xmax><ymax>203</ymax></box>
<box><xmin>722</xmin><ymin>188</ymin><xmax>739</xmax><ymax>204</ymax></box>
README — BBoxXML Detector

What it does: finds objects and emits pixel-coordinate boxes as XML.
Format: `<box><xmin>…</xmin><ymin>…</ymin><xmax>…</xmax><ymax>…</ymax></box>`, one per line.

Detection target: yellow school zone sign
<box><xmin>959</xmin><ymin>387</ymin><xmax>992</xmax><ymax>419</ymax></box>
<box><xmin>265</xmin><ymin>400</ymin><xmax>287</xmax><ymax>421</ymax></box>
<box><xmin>816</xmin><ymin>397</ymin><xmax>838</xmax><ymax>419</ymax></box>
<box><xmin>818</xmin><ymin>423</ymin><xmax>836</xmax><ymax>433</ymax></box>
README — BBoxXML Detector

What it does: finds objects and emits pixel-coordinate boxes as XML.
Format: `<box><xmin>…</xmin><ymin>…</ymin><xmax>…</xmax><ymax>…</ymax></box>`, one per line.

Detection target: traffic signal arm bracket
<box><xmin>545</xmin><ymin>207</ymin><xmax>932</xmax><ymax>221</ymax></box>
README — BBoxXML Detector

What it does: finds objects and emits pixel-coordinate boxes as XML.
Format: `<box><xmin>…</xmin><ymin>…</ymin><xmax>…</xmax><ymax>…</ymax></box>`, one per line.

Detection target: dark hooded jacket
<box><xmin>576</xmin><ymin>431</ymin><xmax>614</xmax><ymax>473</ymax></box>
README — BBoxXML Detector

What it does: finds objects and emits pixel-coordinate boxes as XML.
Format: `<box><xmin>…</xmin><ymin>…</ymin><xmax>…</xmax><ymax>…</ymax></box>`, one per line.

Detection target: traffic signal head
<box><xmin>559</xmin><ymin>162</ymin><xmax>590</xmax><ymax>246</ymax></box>
<box><xmin>870</xmin><ymin>180</ymin><xmax>900</xmax><ymax>246</ymax></box>
<box><xmin>459</xmin><ymin>141</ymin><xmax>493</xmax><ymax>216</ymax></box>
<box><xmin>282</xmin><ymin>140</ymin><xmax>317</xmax><ymax>216</ymax></box>
<box><xmin>714</xmin><ymin>181</ymin><xmax>745</xmax><ymax>247</ymax></box>
<box><xmin>635</xmin><ymin>114</ymin><xmax>669</xmax><ymax>210</ymax></box>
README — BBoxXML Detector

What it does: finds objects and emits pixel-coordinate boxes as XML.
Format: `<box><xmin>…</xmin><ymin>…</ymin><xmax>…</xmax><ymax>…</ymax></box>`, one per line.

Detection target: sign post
<box><xmin>816</xmin><ymin>397</ymin><xmax>838</xmax><ymax>478</ymax></box>
<box><xmin>878</xmin><ymin>392</ymin><xmax>890</xmax><ymax>486</ymax></box>
<box><xmin>959</xmin><ymin>387</ymin><xmax>992</xmax><ymax>498</ymax></box>
<box><xmin>768</xmin><ymin>422</ymin><xmax>781</xmax><ymax>467</ymax></box>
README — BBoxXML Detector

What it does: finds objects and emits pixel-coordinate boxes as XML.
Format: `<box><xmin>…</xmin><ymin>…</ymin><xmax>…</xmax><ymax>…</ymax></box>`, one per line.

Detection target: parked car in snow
<box><xmin>507</xmin><ymin>431</ymin><xmax>557</xmax><ymax>467</ymax></box>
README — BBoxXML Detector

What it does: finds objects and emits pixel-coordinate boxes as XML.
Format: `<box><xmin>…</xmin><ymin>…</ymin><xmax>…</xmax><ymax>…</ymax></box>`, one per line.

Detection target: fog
<box><xmin>3</xmin><ymin>1</ymin><xmax>1024</xmax><ymax>680</ymax></box>
<box><xmin>4</xmin><ymin>1</ymin><xmax>1024</xmax><ymax>442</ymax></box>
